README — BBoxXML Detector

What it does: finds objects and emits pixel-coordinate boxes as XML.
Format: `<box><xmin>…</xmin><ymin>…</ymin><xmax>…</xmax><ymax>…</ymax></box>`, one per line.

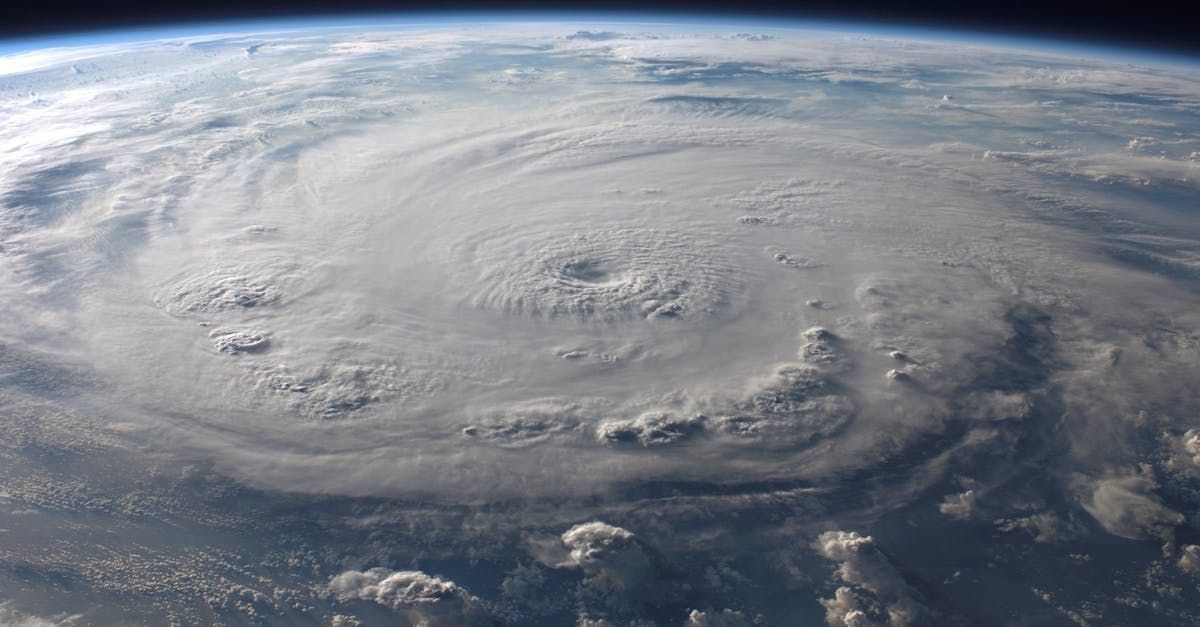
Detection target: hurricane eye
<box><xmin>560</xmin><ymin>259</ymin><xmax>614</xmax><ymax>283</ymax></box>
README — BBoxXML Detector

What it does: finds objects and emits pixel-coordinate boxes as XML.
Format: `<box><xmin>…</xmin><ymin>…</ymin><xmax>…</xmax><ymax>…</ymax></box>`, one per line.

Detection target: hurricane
<box><xmin>1</xmin><ymin>19</ymin><xmax>1199</xmax><ymax>626</ymax></box>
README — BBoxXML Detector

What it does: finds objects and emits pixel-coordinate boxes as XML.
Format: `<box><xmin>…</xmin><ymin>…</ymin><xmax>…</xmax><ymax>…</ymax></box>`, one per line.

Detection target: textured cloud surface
<box><xmin>1</xmin><ymin>19</ymin><xmax>1200</xmax><ymax>625</ymax></box>
<box><xmin>328</xmin><ymin>569</ymin><xmax>490</xmax><ymax>625</ymax></box>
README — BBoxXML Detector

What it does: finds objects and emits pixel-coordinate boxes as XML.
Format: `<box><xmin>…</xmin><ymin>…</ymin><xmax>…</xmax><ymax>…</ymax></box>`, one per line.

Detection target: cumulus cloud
<box><xmin>154</xmin><ymin>266</ymin><xmax>288</xmax><ymax>315</ymax></box>
<box><xmin>556</xmin><ymin>522</ymin><xmax>653</xmax><ymax>590</ymax></box>
<box><xmin>685</xmin><ymin>608</ymin><xmax>753</xmax><ymax>626</ymax></box>
<box><xmin>814</xmin><ymin>531</ymin><xmax>928</xmax><ymax>626</ymax></box>
<box><xmin>596</xmin><ymin>411</ymin><xmax>706</xmax><ymax>447</ymax></box>
<box><xmin>328</xmin><ymin>568</ymin><xmax>489</xmax><ymax>626</ymax></box>
<box><xmin>798</xmin><ymin>327</ymin><xmax>851</xmax><ymax>373</ymax></box>
<box><xmin>820</xmin><ymin>587</ymin><xmax>880</xmax><ymax>627</ymax></box>
<box><xmin>994</xmin><ymin>511</ymin><xmax>1081</xmax><ymax>543</ymax></box>
<box><xmin>938</xmin><ymin>490</ymin><xmax>977</xmax><ymax>520</ymax></box>
<box><xmin>1179</xmin><ymin>545</ymin><xmax>1200</xmax><ymax>575</ymax></box>
<box><xmin>714</xmin><ymin>364</ymin><xmax>853</xmax><ymax>446</ymax></box>
<box><xmin>528</xmin><ymin>520</ymin><xmax>692</xmax><ymax>622</ymax></box>
<box><xmin>1171</xmin><ymin>427</ymin><xmax>1200</xmax><ymax>466</ymax></box>
<box><xmin>208</xmin><ymin>328</ymin><xmax>269</xmax><ymax>354</ymax></box>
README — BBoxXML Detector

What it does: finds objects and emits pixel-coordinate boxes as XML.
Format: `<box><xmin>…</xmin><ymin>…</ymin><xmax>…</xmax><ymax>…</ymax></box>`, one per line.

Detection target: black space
<box><xmin>1</xmin><ymin>0</ymin><xmax>1199</xmax><ymax>58</ymax></box>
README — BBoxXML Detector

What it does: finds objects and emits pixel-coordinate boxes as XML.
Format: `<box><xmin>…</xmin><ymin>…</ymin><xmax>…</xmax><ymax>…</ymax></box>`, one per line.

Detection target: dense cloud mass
<box><xmin>328</xmin><ymin>569</ymin><xmax>489</xmax><ymax>626</ymax></box>
<box><xmin>556</xmin><ymin>522</ymin><xmax>651</xmax><ymax>585</ymax></box>
<box><xmin>814</xmin><ymin>531</ymin><xmax>928</xmax><ymax>626</ymax></box>
<box><xmin>1</xmin><ymin>19</ymin><xmax>1199</xmax><ymax>625</ymax></box>
<box><xmin>1082</xmin><ymin>471</ymin><xmax>1184</xmax><ymax>541</ymax></box>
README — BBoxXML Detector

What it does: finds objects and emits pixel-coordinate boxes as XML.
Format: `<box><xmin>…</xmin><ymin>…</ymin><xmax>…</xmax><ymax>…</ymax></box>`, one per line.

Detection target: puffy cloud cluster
<box><xmin>820</xmin><ymin>588</ymin><xmax>880</xmax><ymax>627</ymax></box>
<box><xmin>154</xmin><ymin>266</ymin><xmax>287</xmax><ymax>316</ymax></box>
<box><xmin>994</xmin><ymin>511</ymin><xmax>1079</xmax><ymax>544</ymax></box>
<box><xmin>328</xmin><ymin>568</ymin><xmax>489</xmax><ymax>626</ymax></box>
<box><xmin>208</xmin><ymin>328</ymin><xmax>269</xmax><ymax>354</ymax></box>
<box><xmin>715</xmin><ymin>364</ymin><xmax>853</xmax><ymax>445</ymax></box>
<box><xmin>685</xmin><ymin>608</ymin><xmax>753</xmax><ymax>626</ymax></box>
<box><xmin>1179</xmin><ymin>545</ymin><xmax>1200</xmax><ymax>575</ymax></box>
<box><xmin>938</xmin><ymin>489</ymin><xmax>977</xmax><ymax>520</ymax></box>
<box><xmin>596</xmin><ymin>411</ymin><xmax>706</xmax><ymax>447</ymax></box>
<box><xmin>798</xmin><ymin>327</ymin><xmax>851</xmax><ymax>373</ymax></box>
<box><xmin>532</xmin><ymin>521</ymin><xmax>692</xmax><ymax>624</ymax></box>
<box><xmin>558</xmin><ymin>522</ymin><xmax>653</xmax><ymax>590</ymax></box>
<box><xmin>814</xmin><ymin>531</ymin><xmax>928</xmax><ymax>627</ymax></box>
<box><xmin>1175</xmin><ymin>429</ymin><xmax>1200</xmax><ymax>467</ymax></box>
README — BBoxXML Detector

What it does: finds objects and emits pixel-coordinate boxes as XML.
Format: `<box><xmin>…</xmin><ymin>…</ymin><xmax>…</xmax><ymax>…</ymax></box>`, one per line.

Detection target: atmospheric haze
<box><xmin>1</xmin><ymin>19</ymin><xmax>1200</xmax><ymax>626</ymax></box>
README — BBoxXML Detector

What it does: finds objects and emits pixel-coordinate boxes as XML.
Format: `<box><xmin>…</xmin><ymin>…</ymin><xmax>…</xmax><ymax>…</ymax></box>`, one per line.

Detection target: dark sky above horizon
<box><xmin>1</xmin><ymin>0</ymin><xmax>1198</xmax><ymax>58</ymax></box>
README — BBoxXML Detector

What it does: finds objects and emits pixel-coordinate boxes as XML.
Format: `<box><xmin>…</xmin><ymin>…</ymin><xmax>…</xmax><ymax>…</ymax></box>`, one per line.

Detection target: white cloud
<box><xmin>4</xmin><ymin>20</ymin><xmax>1200</xmax><ymax>624</ymax></box>
<box><xmin>1179</xmin><ymin>545</ymin><xmax>1200</xmax><ymax>575</ymax></box>
<box><xmin>557</xmin><ymin>522</ymin><xmax>652</xmax><ymax>590</ymax></box>
<box><xmin>1082</xmin><ymin>471</ymin><xmax>1184</xmax><ymax>541</ymax></box>
<box><xmin>596</xmin><ymin>411</ymin><xmax>706</xmax><ymax>447</ymax></box>
<box><xmin>815</xmin><ymin>531</ymin><xmax>927</xmax><ymax>626</ymax></box>
<box><xmin>328</xmin><ymin>568</ymin><xmax>489</xmax><ymax>626</ymax></box>
<box><xmin>938</xmin><ymin>490</ymin><xmax>977</xmax><ymax>520</ymax></box>
<box><xmin>686</xmin><ymin>607</ymin><xmax>753</xmax><ymax>626</ymax></box>
<box><xmin>0</xmin><ymin>602</ymin><xmax>80</xmax><ymax>627</ymax></box>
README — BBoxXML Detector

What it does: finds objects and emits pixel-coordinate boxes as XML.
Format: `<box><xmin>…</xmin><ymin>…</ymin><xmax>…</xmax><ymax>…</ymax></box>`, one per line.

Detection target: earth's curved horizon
<box><xmin>1</xmin><ymin>17</ymin><xmax>1199</xmax><ymax>626</ymax></box>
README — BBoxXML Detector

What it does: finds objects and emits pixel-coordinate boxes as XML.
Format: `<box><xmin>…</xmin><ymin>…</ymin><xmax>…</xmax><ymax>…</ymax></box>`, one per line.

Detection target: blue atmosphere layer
<box><xmin>0</xmin><ymin>12</ymin><xmax>1196</xmax><ymax>69</ymax></box>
